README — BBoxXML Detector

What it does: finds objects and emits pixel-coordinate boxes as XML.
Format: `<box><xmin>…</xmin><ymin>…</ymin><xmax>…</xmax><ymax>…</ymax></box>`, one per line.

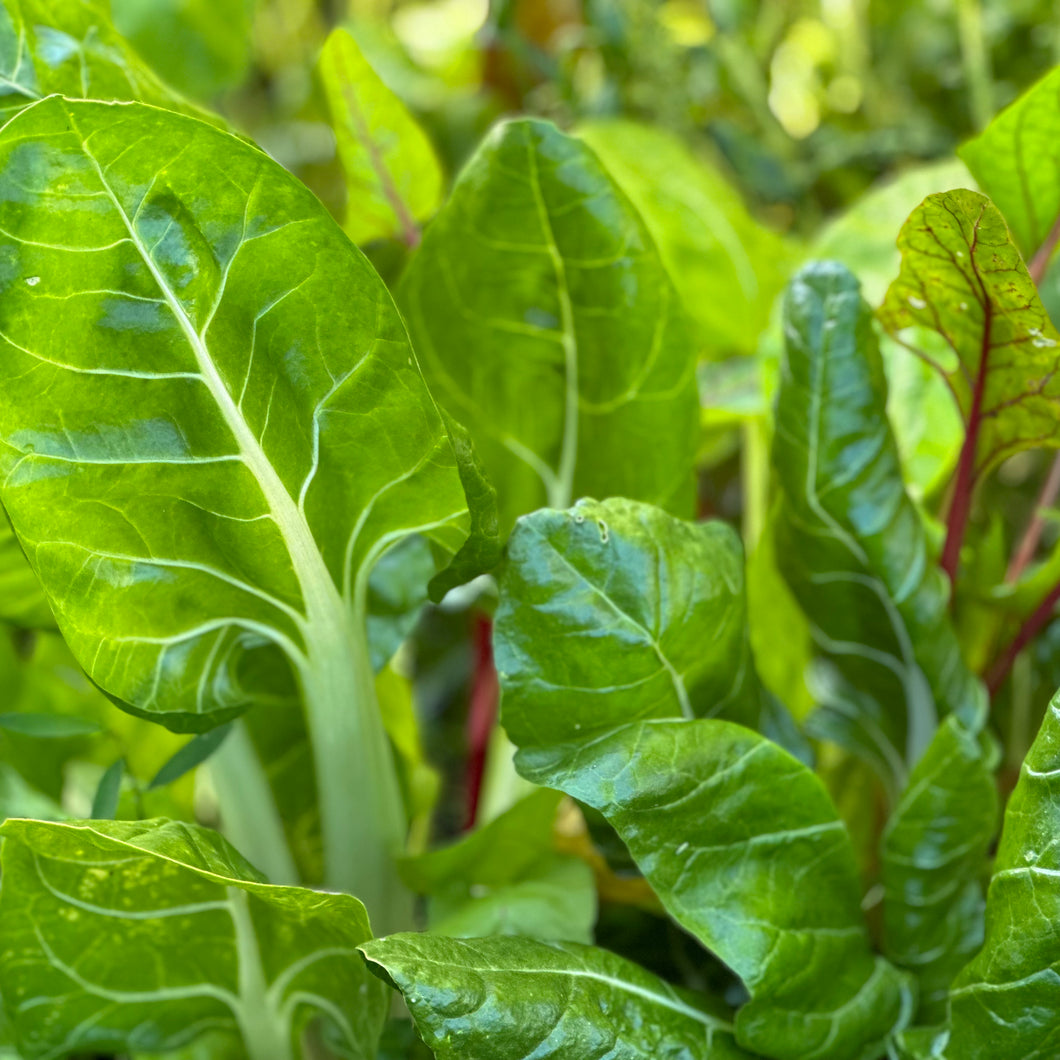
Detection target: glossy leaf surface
<box><xmin>880</xmin><ymin>715</ymin><xmax>998</xmax><ymax>1022</ymax></box>
<box><xmin>949</xmin><ymin>694</ymin><xmax>1060</xmax><ymax>1059</ymax></box>
<box><xmin>878</xmin><ymin>189</ymin><xmax>1060</xmax><ymax>479</ymax></box>
<box><xmin>361</xmin><ymin>933</ymin><xmax>751</xmax><ymax>1060</ymax></box>
<box><xmin>0</xmin><ymin>0</ymin><xmax>196</xmax><ymax>124</ymax></box>
<box><xmin>517</xmin><ymin>720</ymin><xmax>913</xmax><ymax>1060</ymax></box>
<box><xmin>960</xmin><ymin>67</ymin><xmax>1060</xmax><ymax>256</ymax></box>
<box><xmin>577</xmin><ymin>119</ymin><xmax>795</xmax><ymax>358</ymax></box>
<box><xmin>495</xmin><ymin>497</ymin><xmax>791</xmax><ymax>749</ymax></box>
<box><xmin>400</xmin><ymin>118</ymin><xmax>699</xmax><ymax>532</ymax></box>
<box><xmin>774</xmin><ymin>262</ymin><xmax>984</xmax><ymax>786</ymax></box>
<box><xmin>0</xmin><ymin>818</ymin><xmax>387</xmax><ymax>1059</ymax></box>
<box><xmin>320</xmin><ymin>27</ymin><xmax>443</xmax><ymax>247</ymax></box>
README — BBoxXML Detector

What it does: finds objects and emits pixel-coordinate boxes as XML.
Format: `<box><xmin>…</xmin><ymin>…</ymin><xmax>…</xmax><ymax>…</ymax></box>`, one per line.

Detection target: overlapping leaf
<box><xmin>880</xmin><ymin>715</ymin><xmax>998</xmax><ymax>1022</ymax></box>
<box><xmin>319</xmin><ymin>27</ymin><xmax>444</xmax><ymax>248</ymax></box>
<box><xmin>878</xmin><ymin>189</ymin><xmax>1060</xmax><ymax>479</ymax></box>
<box><xmin>361</xmin><ymin>934</ymin><xmax>752</xmax><ymax>1060</ymax></box>
<box><xmin>774</xmin><ymin>262</ymin><xmax>984</xmax><ymax>788</ymax></box>
<box><xmin>948</xmin><ymin>693</ymin><xmax>1060</xmax><ymax>1059</ymax></box>
<box><xmin>0</xmin><ymin>818</ymin><xmax>387</xmax><ymax>1059</ymax></box>
<box><xmin>400</xmin><ymin>118</ymin><xmax>699</xmax><ymax>533</ymax></box>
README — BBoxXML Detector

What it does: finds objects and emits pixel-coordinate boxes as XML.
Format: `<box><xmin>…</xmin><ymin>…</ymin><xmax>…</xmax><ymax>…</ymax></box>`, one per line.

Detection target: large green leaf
<box><xmin>517</xmin><ymin>721</ymin><xmax>913</xmax><ymax>1060</ymax></box>
<box><xmin>774</xmin><ymin>262</ymin><xmax>984</xmax><ymax>789</ymax></box>
<box><xmin>319</xmin><ymin>27</ymin><xmax>443</xmax><ymax>248</ymax></box>
<box><xmin>0</xmin><ymin>818</ymin><xmax>387</xmax><ymax>1059</ymax></box>
<box><xmin>399</xmin><ymin>118</ymin><xmax>699</xmax><ymax>533</ymax></box>
<box><xmin>576</xmin><ymin>119</ymin><xmax>796</xmax><ymax>359</ymax></box>
<box><xmin>948</xmin><ymin>694</ymin><xmax>1060</xmax><ymax>1058</ymax></box>
<box><xmin>880</xmin><ymin>715</ymin><xmax>998</xmax><ymax>1023</ymax></box>
<box><xmin>0</xmin><ymin>0</ymin><xmax>196</xmax><ymax>124</ymax></box>
<box><xmin>0</xmin><ymin>97</ymin><xmax>485</xmax><ymax>921</ymax></box>
<box><xmin>111</xmin><ymin>0</ymin><xmax>253</xmax><ymax>100</ymax></box>
<box><xmin>878</xmin><ymin>190</ymin><xmax>1060</xmax><ymax>481</ymax></box>
<box><xmin>495</xmin><ymin>497</ymin><xmax>800</xmax><ymax>751</ymax></box>
<box><xmin>360</xmin><ymin>933</ymin><xmax>752</xmax><ymax>1060</ymax></box>
<box><xmin>960</xmin><ymin>66</ymin><xmax>1060</xmax><ymax>257</ymax></box>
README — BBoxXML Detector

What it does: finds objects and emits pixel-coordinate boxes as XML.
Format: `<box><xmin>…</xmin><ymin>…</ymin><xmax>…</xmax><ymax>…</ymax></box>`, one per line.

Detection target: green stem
<box><xmin>210</xmin><ymin>720</ymin><xmax>299</xmax><ymax>886</ymax></box>
<box><xmin>300</xmin><ymin>607</ymin><xmax>412</xmax><ymax>936</ymax></box>
<box><xmin>957</xmin><ymin>0</ymin><xmax>995</xmax><ymax>129</ymax></box>
<box><xmin>741</xmin><ymin>418</ymin><xmax>769</xmax><ymax>550</ymax></box>
<box><xmin>477</xmin><ymin>726</ymin><xmax>534</xmax><ymax>824</ymax></box>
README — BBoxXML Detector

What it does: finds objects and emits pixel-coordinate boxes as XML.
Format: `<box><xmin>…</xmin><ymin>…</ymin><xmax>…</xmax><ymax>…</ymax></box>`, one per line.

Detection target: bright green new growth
<box><xmin>0</xmin><ymin>817</ymin><xmax>387</xmax><ymax>1059</ymax></box>
<box><xmin>0</xmin><ymin>96</ymin><xmax>483</xmax><ymax>932</ymax></box>
<box><xmin>400</xmin><ymin>119</ymin><xmax>700</xmax><ymax>533</ymax></box>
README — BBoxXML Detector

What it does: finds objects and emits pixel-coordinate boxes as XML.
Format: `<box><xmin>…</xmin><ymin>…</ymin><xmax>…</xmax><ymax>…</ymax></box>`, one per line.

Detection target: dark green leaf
<box><xmin>517</xmin><ymin>720</ymin><xmax>914</xmax><ymax>1060</ymax></box>
<box><xmin>90</xmin><ymin>757</ymin><xmax>125</xmax><ymax>819</ymax></box>
<box><xmin>361</xmin><ymin>933</ymin><xmax>752</xmax><ymax>1060</ymax></box>
<box><xmin>0</xmin><ymin>712</ymin><xmax>101</xmax><ymax>738</ymax></box>
<box><xmin>878</xmin><ymin>189</ymin><xmax>1060</xmax><ymax>479</ymax></box>
<box><xmin>148</xmin><ymin>724</ymin><xmax>232</xmax><ymax>790</ymax></box>
<box><xmin>880</xmin><ymin>716</ymin><xmax>998</xmax><ymax>1022</ymax></box>
<box><xmin>400</xmin><ymin>118</ymin><xmax>699</xmax><ymax>533</ymax></box>
<box><xmin>774</xmin><ymin>261</ymin><xmax>984</xmax><ymax>788</ymax></box>
<box><xmin>0</xmin><ymin>818</ymin><xmax>387</xmax><ymax>1059</ymax></box>
<box><xmin>948</xmin><ymin>694</ymin><xmax>1060</xmax><ymax>1058</ymax></box>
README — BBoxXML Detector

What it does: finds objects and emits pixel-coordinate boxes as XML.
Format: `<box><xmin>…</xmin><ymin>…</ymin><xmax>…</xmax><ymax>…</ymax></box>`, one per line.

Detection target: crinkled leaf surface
<box><xmin>320</xmin><ymin>27</ymin><xmax>443</xmax><ymax>248</ymax></box>
<box><xmin>517</xmin><ymin>721</ymin><xmax>913</xmax><ymax>1060</ymax></box>
<box><xmin>960</xmin><ymin>66</ymin><xmax>1060</xmax><ymax>257</ymax></box>
<box><xmin>774</xmin><ymin>262</ymin><xmax>984</xmax><ymax>788</ymax></box>
<box><xmin>577</xmin><ymin>119</ymin><xmax>796</xmax><ymax>358</ymax></box>
<box><xmin>878</xmin><ymin>189</ymin><xmax>1060</xmax><ymax>478</ymax></box>
<box><xmin>880</xmin><ymin>715</ymin><xmax>998</xmax><ymax>1022</ymax></box>
<box><xmin>400</xmin><ymin>118</ymin><xmax>699</xmax><ymax>533</ymax></box>
<box><xmin>948</xmin><ymin>693</ymin><xmax>1060</xmax><ymax>1059</ymax></box>
<box><xmin>360</xmin><ymin>934</ymin><xmax>752</xmax><ymax>1060</ymax></box>
<box><xmin>495</xmin><ymin>497</ymin><xmax>795</xmax><ymax>749</ymax></box>
<box><xmin>0</xmin><ymin>0</ymin><xmax>197</xmax><ymax>124</ymax></box>
<box><xmin>0</xmin><ymin>818</ymin><xmax>387</xmax><ymax>1059</ymax></box>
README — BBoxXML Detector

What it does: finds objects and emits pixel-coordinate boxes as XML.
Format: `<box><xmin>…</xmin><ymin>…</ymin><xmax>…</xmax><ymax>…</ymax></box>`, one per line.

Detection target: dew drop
<box><xmin>1025</xmin><ymin>850</ymin><xmax>1038</xmax><ymax>862</ymax></box>
<box><xmin>907</xmin><ymin>295</ymin><xmax>926</xmax><ymax>309</ymax></box>
<box><xmin>573</xmin><ymin>513</ymin><xmax>585</xmax><ymax>524</ymax></box>
<box><xmin>25</xmin><ymin>276</ymin><xmax>39</xmax><ymax>287</ymax></box>
<box><xmin>1033</xmin><ymin>336</ymin><xmax>1057</xmax><ymax>348</ymax></box>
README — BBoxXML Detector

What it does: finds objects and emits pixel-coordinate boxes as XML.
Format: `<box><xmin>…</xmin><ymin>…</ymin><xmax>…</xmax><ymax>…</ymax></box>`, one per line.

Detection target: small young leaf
<box><xmin>880</xmin><ymin>716</ymin><xmax>998</xmax><ymax>1022</ymax></box>
<box><xmin>90</xmin><ymin>758</ymin><xmax>125</xmax><ymax>819</ymax></box>
<box><xmin>147</xmin><ymin>724</ymin><xmax>233</xmax><ymax>790</ymax></box>
<box><xmin>0</xmin><ymin>818</ymin><xmax>387</xmax><ymax>1059</ymax></box>
<box><xmin>948</xmin><ymin>693</ymin><xmax>1060</xmax><ymax>1058</ymax></box>
<box><xmin>400</xmin><ymin>119</ymin><xmax>699</xmax><ymax>532</ymax></box>
<box><xmin>319</xmin><ymin>27</ymin><xmax>444</xmax><ymax>247</ymax></box>
<box><xmin>360</xmin><ymin>934</ymin><xmax>752</xmax><ymax>1060</ymax></box>
<box><xmin>775</xmin><ymin>262</ymin><xmax>985</xmax><ymax>788</ymax></box>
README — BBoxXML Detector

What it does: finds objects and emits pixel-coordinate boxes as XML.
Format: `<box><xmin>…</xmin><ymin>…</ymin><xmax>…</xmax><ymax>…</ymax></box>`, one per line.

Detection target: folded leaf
<box><xmin>577</xmin><ymin>119</ymin><xmax>796</xmax><ymax>358</ymax></box>
<box><xmin>0</xmin><ymin>818</ymin><xmax>387</xmax><ymax>1059</ymax></box>
<box><xmin>960</xmin><ymin>67</ymin><xmax>1060</xmax><ymax>257</ymax></box>
<box><xmin>880</xmin><ymin>715</ymin><xmax>998</xmax><ymax>1022</ymax></box>
<box><xmin>517</xmin><ymin>720</ymin><xmax>914</xmax><ymax>1060</ymax></box>
<box><xmin>878</xmin><ymin>190</ymin><xmax>1060</xmax><ymax>482</ymax></box>
<box><xmin>495</xmin><ymin>497</ymin><xmax>800</xmax><ymax>751</ymax></box>
<box><xmin>0</xmin><ymin>97</ymin><xmax>486</xmax><ymax>916</ymax></box>
<box><xmin>399</xmin><ymin>118</ymin><xmax>699</xmax><ymax>533</ymax></box>
<box><xmin>949</xmin><ymin>694</ymin><xmax>1060</xmax><ymax>1058</ymax></box>
<box><xmin>0</xmin><ymin>0</ymin><xmax>201</xmax><ymax>125</ymax></box>
<box><xmin>774</xmin><ymin>261</ymin><xmax>984</xmax><ymax>788</ymax></box>
<box><xmin>319</xmin><ymin>27</ymin><xmax>444</xmax><ymax>248</ymax></box>
<box><xmin>360</xmin><ymin>933</ymin><xmax>752</xmax><ymax>1060</ymax></box>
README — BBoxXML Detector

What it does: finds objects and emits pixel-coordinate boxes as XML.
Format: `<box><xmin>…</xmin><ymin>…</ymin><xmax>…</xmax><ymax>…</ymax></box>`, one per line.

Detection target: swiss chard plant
<box><xmin>3</xmin><ymin>3</ymin><xmax>1060</xmax><ymax>1060</ymax></box>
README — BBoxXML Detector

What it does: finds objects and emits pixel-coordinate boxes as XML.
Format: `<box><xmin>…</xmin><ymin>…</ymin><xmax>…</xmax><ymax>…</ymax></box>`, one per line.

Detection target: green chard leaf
<box><xmin>0</xmin><ymin>0</ymin><xmax>200</xmax><ymax>125</ymax></box>
<box><xmin>0</xmin><ymin>97</ymin><xmax>491</xmax><ymax>923</ymax></box>
<box><xmin>360</xmin><ymin>934</ymin><xmax>752</xmax><ymax>1060</ymax></box>
<box><xmin>774</xmin><ymin>261</ymin><xmax>984</xmax><ymax>789</ymax></box>
<box><xmin>577</xmin><ymin>119</ymin><xmax>797</xmax><ymax>359</ymax></box>
<box><xmin>399</xmin><ymin>118</ymin><xmax>700</xmax><ymax>534</ymax></box>
<box><xmin>496</xmin><ymin>497</ymin><xmax>910</xmax><ymax>1060</ymax></box>
<box><xmin>960</xmin><ymin>66</ymin><xmax>1060</xmax><ymax>259</ymax></box>
<box><xmin>319</xmin><ymin>27</ymin><xmax>444</xmax><ymax>248</ymax></box>
<box><xmin>948</xmin><ymin>693</ymin><xmax>1060</xmax><ymax>1058</ymax></box>
<box><xmin>0</xmin><ymin>818</ymin><xmax>387</xmax><ymax>1059</ymax></box>
<box><xmin>880</xmin><ymin>715</ymin><xmax>998</xmax><ymax>1022</ymax></box>
<box><xmin>878</xmin><ymin>190</ymin><xmax>1060</xmax><ymax>502</ymax></box>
